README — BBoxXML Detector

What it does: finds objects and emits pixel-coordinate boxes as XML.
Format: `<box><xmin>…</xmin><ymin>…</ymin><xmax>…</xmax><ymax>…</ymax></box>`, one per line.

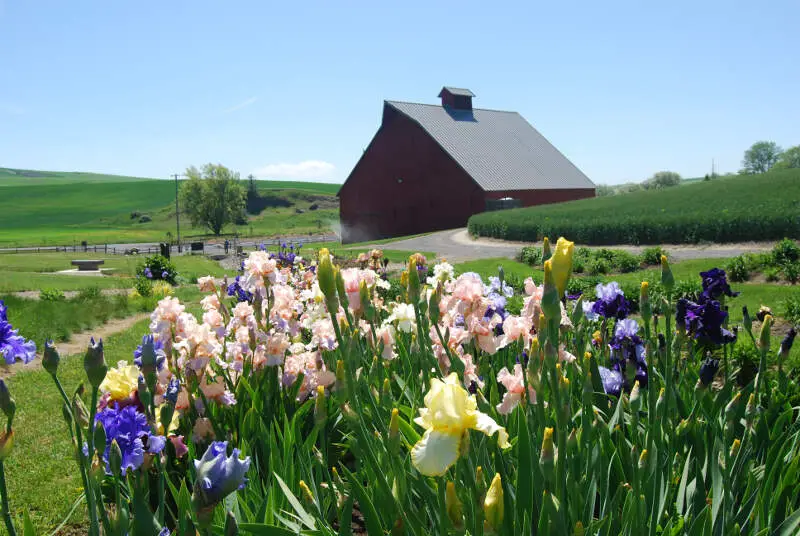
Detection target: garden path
<box><xmin>368</xmin><ymin>228</ymin><xmax>775</xmax><ymax>263</ymax></box>
<box><xmin>10</xmin><ymin>288</ymin><xmax>129</xmax><ymax>300</ymax></box>
<box><xmin>0</xmin><ymin>312</ymin><xmax>149</xmax><ymax>379</ymax></box>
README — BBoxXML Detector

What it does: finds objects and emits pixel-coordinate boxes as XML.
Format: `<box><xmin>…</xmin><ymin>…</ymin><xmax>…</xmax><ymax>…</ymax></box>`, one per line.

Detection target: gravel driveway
<box><xmin>371</xmin><ymin>228</ymin><xmax>775</xmax><ymax>263</ymax></box>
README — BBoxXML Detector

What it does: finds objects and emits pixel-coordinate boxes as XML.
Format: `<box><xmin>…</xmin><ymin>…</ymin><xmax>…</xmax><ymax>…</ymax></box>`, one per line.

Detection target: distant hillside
<box><xmin>0</xmin><ymin>171</ymin><xmax>341</xmax><ymax>246</ymax></box>
<box><xmin>0</xmin><ymin>167</ymin><xmax>342</xmax><ymax>194</ymax></box>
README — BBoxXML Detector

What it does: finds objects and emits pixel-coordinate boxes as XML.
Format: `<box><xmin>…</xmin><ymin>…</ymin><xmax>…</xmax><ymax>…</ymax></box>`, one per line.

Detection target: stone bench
<box><xmin>71</xmin><ymin>259</ymin><xmax>105</xmax><ymax>271</ymax></box>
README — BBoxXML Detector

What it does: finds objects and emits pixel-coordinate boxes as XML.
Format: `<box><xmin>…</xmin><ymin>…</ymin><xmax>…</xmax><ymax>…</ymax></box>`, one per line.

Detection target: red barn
<box><xmin>338</xmin><ymin>86</ymin><xmax>595</xmax><ymax>243</ymax></box>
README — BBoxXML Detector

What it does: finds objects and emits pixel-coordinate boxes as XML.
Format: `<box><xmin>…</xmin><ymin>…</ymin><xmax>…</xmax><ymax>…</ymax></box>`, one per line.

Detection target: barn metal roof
<box><xmin>385</xmin><ymin>100</ymin><xmax>594</xmax><ymax>192</ymax></box>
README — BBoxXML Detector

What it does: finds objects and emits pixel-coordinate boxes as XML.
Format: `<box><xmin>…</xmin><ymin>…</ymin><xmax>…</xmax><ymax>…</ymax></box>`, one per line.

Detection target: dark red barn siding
<box><xmin>485</xmin><ymin>188</ymin><xmax>596</xmax><ymax>207</ymax></box>
<box><xmin>339</xmin><ymin>108</ymin><xmax>484</xmax><ymax>243</ymax></box>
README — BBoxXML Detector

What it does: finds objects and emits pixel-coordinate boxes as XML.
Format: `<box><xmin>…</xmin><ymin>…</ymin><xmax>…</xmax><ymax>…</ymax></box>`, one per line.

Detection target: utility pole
<box><xmin>172</xmin><ymin>173</ymin><xmax>181</xmax><ymax>253</ymax></box>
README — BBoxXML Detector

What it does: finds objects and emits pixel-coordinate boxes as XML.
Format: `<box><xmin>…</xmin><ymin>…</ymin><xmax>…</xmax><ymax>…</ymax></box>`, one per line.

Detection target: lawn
<box><xmin>468</xmin><ymin>167</ymin><xmax>800</xmax><ymax>244</ymax></box>
<box><xmin>0</xmin><ymin>253</ymin><xmax>232</xmax><ymax>291</ymax></box>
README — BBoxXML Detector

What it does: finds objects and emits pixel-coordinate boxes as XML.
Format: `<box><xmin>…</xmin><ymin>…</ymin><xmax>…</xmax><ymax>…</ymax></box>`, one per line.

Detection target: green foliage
<box><xmin>517</xmin><ymin>246</ymin><xmax>543</xmax><ymax>266</ymax></box>
<box><xmin>640</xmin><ymin>246</ymin><xmax>666</xmax><ymax>266</ymax></box>
<box><xmin>137</xmin><ymin>254</ymin><xmax>177</xmax><ymax>283</ymax></box>
<box><xmin>764</xmin><ymin>267</ymin><xmax>781</xmax><ymax>282</ymax></box>
<box><xmin>783</xmin><ymin>262</ymin><xmax>800</xmax><ymax>284</ymax></box>
<box><xmin>587</xmin><ymin>257</ymin><xmax>610</xmax><ymax>275</ymax></box>
<box><xmin>180</xmin><ymin>164</ymin><xmax>247</xmax><ymax>235</ymax></box>
<box><xmin>773</xmin><ymin>238</ymin><xmax>800</xmax><ymax>265</ymax></box>
<box><xmin>742</xmin><ymin>140</ymin><xmax>783</xmax><ymax>174</ymax></box>
<box><xmin>725</xmin><ymin>255</ymin><xmax>750</xmax><ymax>282</ymax></box>
<box><xmin>784</xmin><ymin>294</ymin><xmax>800</xmax><ymax>323</ymax></box>
<box><xmin>468</xmin><ymin>168</ymin><xmax>800</xmax><ymax>244</ymax></box>
<box><xmin>774</xmin><ymin>145</ymin><xmax>800</xmax><ymax>170</ymax></box>
<box><xmin>39</xmin><ymin>288</ymin><xmax>65</xmax><ymax>301</ymax></box>
<box><xmin>134</xmin><ymin>276</ymin><xmax>153</xmax><ymax>297</ymax></box>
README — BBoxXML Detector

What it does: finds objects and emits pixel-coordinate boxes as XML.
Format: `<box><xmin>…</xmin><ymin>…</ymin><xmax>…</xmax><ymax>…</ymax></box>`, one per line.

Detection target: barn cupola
<box><xmin>438</xmin><ymin>86</ymin><xmax>475</xmax><ymax>111</ymax></box>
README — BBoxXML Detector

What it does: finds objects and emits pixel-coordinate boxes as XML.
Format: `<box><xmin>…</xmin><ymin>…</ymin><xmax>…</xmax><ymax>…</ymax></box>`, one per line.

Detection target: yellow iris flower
<box><xmin>411</xmin><ymin>373</ymin><xmax>510</xmax><ymax>476</ymax></box>
<box><xmin>549</xmin><ymin>237</ymin><xmax>574</xmax><ymax>297</ymax></box>
<box><xmin>99</xmin><ymin>361</ymin><xmax>139</xmax><ymax>401</ymax></box>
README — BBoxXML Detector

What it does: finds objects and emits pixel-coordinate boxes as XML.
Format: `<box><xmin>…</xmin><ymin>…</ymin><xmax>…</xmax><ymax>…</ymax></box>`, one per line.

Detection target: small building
<box><xmin>338</xmin><ymin>86</ymin><xmax>595</xmax><ymax>243</ymax></box>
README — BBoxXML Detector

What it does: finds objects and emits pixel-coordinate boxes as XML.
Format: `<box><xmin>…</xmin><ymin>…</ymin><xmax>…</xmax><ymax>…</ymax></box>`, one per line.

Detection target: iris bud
<box><xmin>640</xmin><ymin>282</ymin><xmax>651</xmax><ymax>320</ymax></box>
<box><xmin>0</xmin><ymin>429</ymin><xmax>13</xmax><ymax>461</ymax></box>
<box><xmin>725</xmin><ymin>392</ymin><xmax>742</xmax><ymax>422</ymax></box>
<box><xmin>299</xmin><ymin>480</ymin><xmax>315</xmax><ymax>505</ymax></box>
<box><xmin>629</xmin><ymin>381</ymin><xmax>642</xmax><ymax>414</ymax></box>
<box><xmin>93</xmin><ymin>422</ymin><xmax>106</xmax><ymax>457</ymax></box>
<box><xmin>428</xmin><ymin>284</ymin><xmax>441</xmax><ymax>325</ymax></box>
<box><xmin>0</xmin><ymin>379</ymin><xmax>15</xmax><ymax>426</ymax></box>
<box><xmin>730</xmin><ymin>438</ymin><xmax>741</xmax><ymax>458</ymax></box>
<box><xmin>758</xmin><ymin>315</ymin><xmax>773</xmax><ymax>351</ymax></box>
<box><xmin>314</xmin><ymin>386</ymin><xmax>327</xmax><ymax>425</ymax></box>
<box><xmin>742</xmin><ymin>306</ymin><xmax>752</xmax><ymax>334</ymax></box>
<box><xmin>638</xmin><ymin>449</ymin><xmax>649</xmax><ymax>471</ymax></box>
<box><xmin>542</xmin><ymin>237</ymin><xmax>551</xmax><ymax>262</ymax></box>
<box><xmin>109</xmin><ymin>439</ymin><xmax>123</xmax><ymax>477</ymax></box>
<box><xmin>43</xmin><ymin>340</ymin><xmax>61</xmax><ymax>377</ymax></box>
<box><xmin>483</xmin><ymin>473</ymin><xmax>504</xmax><ymax>534</ymax></box>
<box><xmin>407</xmin><ymin>257</ymin><xmax>420</xmax><ymax>303</ymax></box>
<box><xmin>445</xmin><ymin>481</ymin><xmax>465</xmax><ymax>530</ymax></box>
<box><xmin>475</xmin><ymin>466</ymin><xmax>486</xmax><ymax>498</ymax></box>
<box><xmin>84</xmin><ymin>337</ymin><xmax>108</xmax><ymax>389</ymax></box>
<box><xmin>541</xmin><ymin>261</ymin><xmax>561</xmax><ymax>320</ymax></box>
<box><xmin>540</xmin><ymin>427</ymin><xmax>555</xmax><ymax>481</ymax></box>
<box><xmin>660</xmin><ymin>255</ymin><xmax>674</xmax><ymax>291</ymax></box>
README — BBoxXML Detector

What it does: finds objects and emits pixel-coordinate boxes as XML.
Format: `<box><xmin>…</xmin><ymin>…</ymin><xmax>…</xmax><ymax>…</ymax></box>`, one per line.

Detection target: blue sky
<box><xmin>1</xmin><ymin>0</ymin><xmax>798</xmax><ymax>185</ymax></box>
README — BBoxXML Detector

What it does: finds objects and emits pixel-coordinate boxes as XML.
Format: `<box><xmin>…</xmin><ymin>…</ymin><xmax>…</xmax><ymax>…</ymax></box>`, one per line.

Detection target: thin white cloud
<box><xmin>223</xmin><ymin>96</ymin><xmax>257</xmax><ymax>113</ymax></box>
<box><xmin>252</xmin><ymin>160</ymin><xmax>336</xmax><ymax>180</ymax></box>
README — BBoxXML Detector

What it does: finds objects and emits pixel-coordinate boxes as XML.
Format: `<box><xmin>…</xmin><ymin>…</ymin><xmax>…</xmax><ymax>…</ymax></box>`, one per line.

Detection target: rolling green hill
<box><xmin>0</xmin><ymin>168</ymin><xmax>342</xmax><ymax>246</ymax></box>
<box><xmin>468</xmin><ymin>168</ymin><xmax>800</xmax><ymax>245</ymax></box>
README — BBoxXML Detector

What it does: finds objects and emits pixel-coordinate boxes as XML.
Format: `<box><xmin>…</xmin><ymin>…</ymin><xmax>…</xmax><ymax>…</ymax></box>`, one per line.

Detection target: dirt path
<box><xmin>368</xmin><ymin>228</ymin><xmax>776</xmax><ymax>263</ymax></box>
<box><xmin>0</xmin><ymin>312</ymin><xmax>149</xmax><ymax>379</ymax></box>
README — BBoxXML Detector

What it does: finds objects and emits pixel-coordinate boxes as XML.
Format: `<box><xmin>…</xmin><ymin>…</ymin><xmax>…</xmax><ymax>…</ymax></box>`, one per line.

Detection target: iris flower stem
<box><xmin>0</xmin><ymin>461</ymin><xmax>16</xmax><ymax>536</ymax></box>
<box><xmin>52</xmin><ymin>375</ymin><xmax>100</xmax><ymax>536</ymax></box>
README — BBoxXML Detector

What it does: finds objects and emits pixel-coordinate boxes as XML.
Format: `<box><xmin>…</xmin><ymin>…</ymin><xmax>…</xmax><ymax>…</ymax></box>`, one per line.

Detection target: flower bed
<box><xmin>0</xmin><ymin>239</ymin><xmax>799</xmax><ymax>534</ymax></box>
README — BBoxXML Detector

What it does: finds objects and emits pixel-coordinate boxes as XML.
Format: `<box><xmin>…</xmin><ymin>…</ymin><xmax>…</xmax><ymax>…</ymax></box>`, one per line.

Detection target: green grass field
<box><xmin>0</xmin><ymin>168</ymin><xmax>341</xmax><ymax>246</ymax></box>
<box><xmin>468</xmin><ymin>168</ymin><xmax>800</xmax><ymax>245</ymax></box>
<box><xmin>0</xmin><ymin>253</ymin><xmax>232</xmax><ymax>291</ymax></box>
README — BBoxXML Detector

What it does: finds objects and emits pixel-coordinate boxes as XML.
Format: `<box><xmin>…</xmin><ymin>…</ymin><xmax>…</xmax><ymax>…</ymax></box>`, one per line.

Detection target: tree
<box><xmin>774</xmin><ymin>145</ymin><xmax>800</xmax><ymax>170</ymax></box>
<box><xmin>643</xmin><ymin>171</ymin><xmax>682</xmax><ymax>189</ymax></box>
<box><xmin>180</xmin><ymin>164</ymin><xmax>247</xmax><ymax>236</ymax></box>
<box><xmin>742</xmin><ymin>141</ymin><xmax>783</xmax><ymax>174</ymax></box>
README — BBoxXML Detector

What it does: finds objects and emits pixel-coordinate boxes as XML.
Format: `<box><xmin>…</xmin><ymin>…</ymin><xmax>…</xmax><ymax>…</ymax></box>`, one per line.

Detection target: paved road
<box><xmin>372</xmin><ymin>228</ymin><xmax>775</xmax><ymax>263</ymax></box>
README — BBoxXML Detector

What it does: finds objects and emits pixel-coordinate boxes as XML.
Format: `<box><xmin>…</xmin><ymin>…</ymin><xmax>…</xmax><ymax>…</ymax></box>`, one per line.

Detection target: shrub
<box><xmin>640</xmin><ymin>246</ymin><xmax>665</xmax><ymax>266</ymax></box>
<box><xmin>77</xmin><ymin>286</ymin><xmax>102</xmax><ymax>300</ymax></box>
<box><xmin>134</xmin><ymin>276</ymin><xmax>153</xmax><ymax>297</ymax></box>
<box><xmin>772</xmin><ymin>238</ymin><xmax>800</xmax><ymax>266</ymax></box>
<box><xmin>784</xmin><ymin>294</ymin><xmax>800</xmax><ymax>323</ymax></box>
<box><xmin>587</xmin><ymin>258</ymin><xmax>610</xmax><ymax>275</ymax></box>
<box><xmin>725</xmin><ymin>255</ymin><xmax>750</xmax><ymax>282</ymax></box>
<box><xmin>40</xmin><ymin>288</ymin><xmax>65</xmax><ymax>301</ymax></box>
<box><xmin>151</xmin><ymin>280</ymin><xmax>174</xmax><ymax>298</ymax></box>
<box><xmin>138</xmin><ymin>254</ymin><xmax>177</xmax><ymax>284</ymax></box>
<box><xmin>783</xmin><ymin>262</ymin><xmax>800</xmax><ymax>284</ymax></box>
<box><xmin>517</xmin><ymin>246</ymin><xmax>542</xmax><ymax>266</ymax></box>
<box><xmin>764</xmin><ymin>267</ymin><xmax>781</xmax><ymax>282</ymax></box>
<box><xmin>611</xmin><ymin>250</ymin><xmax>641</xmax><ymax>273</ymax></box>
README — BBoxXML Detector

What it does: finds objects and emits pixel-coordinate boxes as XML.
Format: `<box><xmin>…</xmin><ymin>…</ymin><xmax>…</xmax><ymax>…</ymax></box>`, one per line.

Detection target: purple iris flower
<box><xmin>605</xmin><ymin>318</ymin><xmax>648</xmax><ymax>393</ymax></box>
<box><xmin>698</xmin><ymin>357</ymin><xmax>719</xmax><ymax>386</ymax></box>
<box><xmin>227</xmin><ymin>276</ymin><xmax>253</xmax><ymax>303</ymax></box>
<box><xmin>485</xmin><ymin>276</ymin><xmax>514</xmax><ymax>298</ymax></box>
<box><xmin>161</xmin><ymin>270</ymin><xmax>169</xmax><ymax>279</ymax></box>
<box><xmin>598</xmin><ymin>366</ymin><xmax>624</xmax><ymax>397</ymax></box>
<box><xmin>165</xmin><ymin>377</ymin><xmax>180</xmax><ymax>405</ymax></box>
<box><xmin>780</xmin><ymin>327</ymin><xmax>796</xmax><ymax>357</ymax></box>
<box><xmin>193</xmin><ymin>441</ymin><xmax>251</xmax><ymax>507</ymax></box>
<box><xmin>133</xmin><ymin>334</ymin><xmax>166</xmax><ymax>370</ymax></box>
<box><xmin>699</xmin><ymin>268</ymin><xmax>739</xmax><ymax>301</ymax></box>
<box><xmin>591</xmin><ymin>282</ymin><xmax>630</xmax><ymax>320</ymax></box>
<box><xmin>0</xmin><ymin>300</ymin><xmax>37</xmax><ymax>365</ymax></box>
<box><xmin>566</xmin><ymin>292</ymin><xmax>583</xmax><ymax>301</ymax></box>
<box><xmin>144</xmin><ymin>267</ymin><xmax>153</xmax><ymax>279</ymax></box>
<box><xmin>95</xmin><ymin>404</ymin><xmax>165</xmax><ymax>475</ymax></box>
<box><xmin>678</xmin><ymin>298</ymin><xmax>736</xmax><ymax>347</ymax></box>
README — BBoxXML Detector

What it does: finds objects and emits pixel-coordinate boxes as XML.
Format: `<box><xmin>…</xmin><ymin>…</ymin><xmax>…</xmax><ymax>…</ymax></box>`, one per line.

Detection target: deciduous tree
<box><xmin>742</xmin><ymin>141</ymin><xmax>783</xmax><ymax>174</ymax></box>
<box><xmin>180</xmin><ymin>164</ymin><xmax>247</xmax><ymax>236</ymax></box>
